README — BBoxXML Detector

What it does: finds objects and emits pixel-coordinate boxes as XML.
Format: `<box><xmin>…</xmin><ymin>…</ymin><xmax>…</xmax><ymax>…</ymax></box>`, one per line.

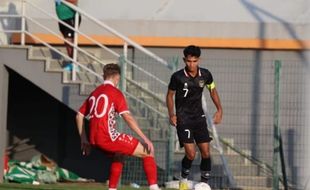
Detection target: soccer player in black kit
<box><xmin>166</xmin><ymin>45</ymin><xmax>223</xmax><ymax>190</ymax></box>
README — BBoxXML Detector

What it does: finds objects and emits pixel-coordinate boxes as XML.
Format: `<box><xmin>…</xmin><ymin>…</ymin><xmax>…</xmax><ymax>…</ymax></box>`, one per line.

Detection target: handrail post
<box><xmin>119</xmin><ymin>55</ymin><xmax>126</xmax><ymax>92</ymax></box>
<box><xmin>72</xmin><ymin>12</ymin><xmax>79</xmax><ymax>81</ymax></box>
<box><xmin>123</xmin><ymin>42</ymin><xmax>128</xmax><ymax>82</ymax></box>
<box><xmin>123</xmin><ymin>42</ymin><xmax>128</xmax><ymax>60</ymax></box>
<box><xmin>0</xmin><ymin>63</ymin><xmax>9</xmax><ymax>183</ymax></box>
<box><xmin>21</xmin><ymin>0</ymin><xmax>26</xmax><ymax>45</ymax></box>
<box><xmin>172</xmin><ymin>56</ymin><xmax>179</xmax><ymax>72</ymax></box>
<box><xmin>272</xmin><ymin>60</ymin><xmax>282</xmax><ymax>190</ymax></box>
<box><xmin>167</xmin><ymin>121</ymin><xmax>175</xmax><ymax>181</ymax></box>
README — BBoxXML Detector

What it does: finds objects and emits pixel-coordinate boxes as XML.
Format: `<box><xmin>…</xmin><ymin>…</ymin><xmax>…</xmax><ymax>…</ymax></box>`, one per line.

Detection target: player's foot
<box><xmin>63</xmin><ymin>62</ymin><xmax>73</xmax><ymax>71</ymax></box>
<box><xmin>194</xmin><ymin>182</ymin><xmax>211</xmax><ymax>190</ymax></box>
<box><xmin>179</xmin><ymin>178</ymin><xmax>189</xmax><ymax>190</ymax></box>
<box><xmin>150</xmin><ymin>187</ymin><xmax>161</xmax><ymax>190</ymax></box>
<box><xmin>63</xmin><ymin>63</ymin><xmax>80</xmax><ymax>72</ymax></box>
<box><xmin>149</xmin><ymin>184</ymin><xmax>161</xmax><ymax>190</ymax></box>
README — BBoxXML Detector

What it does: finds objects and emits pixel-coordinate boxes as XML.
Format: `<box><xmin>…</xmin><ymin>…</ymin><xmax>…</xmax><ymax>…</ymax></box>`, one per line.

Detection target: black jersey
<box><xmin>168</xmin><ymin>67</ymin><xmax>214</xmax><ymax>124</ymax></box>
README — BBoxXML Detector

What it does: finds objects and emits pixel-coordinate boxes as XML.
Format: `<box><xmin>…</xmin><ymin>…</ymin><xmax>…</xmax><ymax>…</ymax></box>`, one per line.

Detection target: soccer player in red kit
<box><xmin>76</xmin><ymin>63</ymin><xmax>161</xmax><ymax>190</ymax></box>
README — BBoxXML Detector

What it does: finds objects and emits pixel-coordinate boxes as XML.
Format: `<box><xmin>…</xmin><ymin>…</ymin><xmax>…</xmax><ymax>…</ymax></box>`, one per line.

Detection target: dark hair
<box><xmin>103</xmin><ymin>63</ymin><xmax>121</xmax><ymax>79</ymax></box>
<box><xmin>183</xmin><ymin>45</ymin><xmax>201</xmax><ymax>58</ymax></box>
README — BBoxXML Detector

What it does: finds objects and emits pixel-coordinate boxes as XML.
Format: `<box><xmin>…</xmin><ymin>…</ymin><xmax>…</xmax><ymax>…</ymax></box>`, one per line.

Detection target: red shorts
<box><xmin>94</xmin><ymin>133</ymin><xmax>139</xmax><ymax>156</ymax></box>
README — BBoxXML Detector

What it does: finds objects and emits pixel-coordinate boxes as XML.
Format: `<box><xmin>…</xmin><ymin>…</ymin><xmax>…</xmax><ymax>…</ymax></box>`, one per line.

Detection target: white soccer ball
<box><xmin>194</xmin><ymin>182</ymin><xmax>211</xmax><ymax>190</ymax></box>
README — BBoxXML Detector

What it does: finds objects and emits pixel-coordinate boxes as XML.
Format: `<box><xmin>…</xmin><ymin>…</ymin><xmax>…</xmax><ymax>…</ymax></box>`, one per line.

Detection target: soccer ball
<box><xmin>194</xmin><ymin>182</ymin><xmax>211</xmax><ymax>190</ymax></box>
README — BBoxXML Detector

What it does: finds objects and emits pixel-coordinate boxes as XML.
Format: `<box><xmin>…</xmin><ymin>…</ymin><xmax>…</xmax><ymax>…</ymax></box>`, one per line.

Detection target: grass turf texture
<box><xmin>0</xmin><ymin>183</ymin><xmax>175</xmax><ymax>190</ymax></box>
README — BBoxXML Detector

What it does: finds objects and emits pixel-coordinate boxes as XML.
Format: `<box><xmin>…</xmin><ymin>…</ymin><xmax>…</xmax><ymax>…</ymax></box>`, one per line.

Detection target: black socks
<box><xmin>200</xmin><ymin>157</ymin><xmax>211</xmax><ymax>182</ymax></box>
<box><xmin>181</xmin><ymin>156</ymin><xmax>193</xmax><ymax>178</ymax></box>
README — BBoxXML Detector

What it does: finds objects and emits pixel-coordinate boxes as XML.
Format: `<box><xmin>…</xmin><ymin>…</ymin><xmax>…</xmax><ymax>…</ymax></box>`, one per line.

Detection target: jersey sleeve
<box><xmin>168</xmin><ymin>73</ymin><xmax>177</xmax><ymax>91</ymax></box>
<box><xmin>78</xmin><ymin>98</ymin><xmax>90</xmax><ymax>117</ymax></box>
<box><xmin>205</xmin><ymin>70</ymin><xmax>215</xmax><ymax>90</ymax></box>
<box><xmin>114</xmin><ymin>90</ymin><xmax>129</xmax><ymax>115</ymax></box>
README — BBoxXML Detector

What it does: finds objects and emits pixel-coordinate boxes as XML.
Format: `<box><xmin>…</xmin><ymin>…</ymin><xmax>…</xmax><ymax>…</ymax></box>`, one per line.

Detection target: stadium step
<box><xmin>31</xmin><ymin>46</ymin><xmax>168</xmax><ymax>116</ymax></box>
<box><xmin>234</xmin><ymin>176</ymin><xmax>272</xmax><ymax>187</ymax></box>
<box><xmin>238</xmin><ymin>186</ymin><xmax>272</xmax><ymax>190</ymax></box>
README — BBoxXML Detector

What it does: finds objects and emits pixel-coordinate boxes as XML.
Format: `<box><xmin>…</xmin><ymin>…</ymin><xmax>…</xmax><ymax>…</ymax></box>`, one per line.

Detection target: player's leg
<box><xmin>197</xmin><ymin>142</ymin><xmax>211</xmax><ymax>183</ymax></box>
<box><xmin>58</xmin><ymin>19</ymin><xmax>73</xmax><ymax>71</ymax></box>
<box><xmin>64</xmin><ymin>15</ymin><xmax>81</xmax><ymax>71</ymax></box>
<box><xmin>100</xmin><ymin>133</ymin><xmax>160</xmax><ymax>190</ymax></box>
<box><xmin>132</xmin><ymin>142</ymin><xmax>161</xmax><ymax>190</ymax></box>
<box><xmin>181</xmin><ymin>143</ymin><xmax>196</xmax><ymax>178</ymax></box>
<box><xmin>179</xmin><ymin>143</ymin><xmax>196</xmax><ymax>190</ymax></box>
<box><xmin>64</xmin><ymin>37</ymin><xmax>73</xmax><ymax>57</ymax></box>
<box><xmin>65</xmin><ymin>15</ymin><xmax>81</xmax><ymax>59</ymax></box>
<box><xmin>95</xmin><ymin>134</ymin><xmax>137</xmax><ymax>190</ymax></box>
<box><xmin>176</xmin><ymin>123</ymin><xmax>196</xmax><ymax>178</ymax></box>
<box><xmin>194</xmin><ymin>119</ymin><xmax>213</xmax><ymax>184</ymax></box>
<box><xmin>108</xmin><ymin>154</ymin><xmax>125</xmax><ymax>190</ymax></box>
<box><xmin>66</xmin><ymin>18</ymin><xmax>78</xmax><ymax>58</ymax></box>
<box><xmin>58</xmin><ymin>19</ymin><xmax>74</xmax><ymax>58</ymax></box>
<box><xmin>176</xmin><ymin>123</ymin><xmax>196</xmax><ymax>190</ymax></box>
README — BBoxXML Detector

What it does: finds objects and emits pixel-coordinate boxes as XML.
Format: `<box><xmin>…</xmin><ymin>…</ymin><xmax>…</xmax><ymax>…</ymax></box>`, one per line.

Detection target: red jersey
<box><xmin>78</xmin><ymin>81</ymin><xmax>129</xmax><ymax>146</ymax></box>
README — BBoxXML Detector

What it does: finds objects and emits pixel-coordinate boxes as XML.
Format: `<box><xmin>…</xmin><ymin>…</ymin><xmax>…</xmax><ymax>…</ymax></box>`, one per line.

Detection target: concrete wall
<box><xmin>0</xmin><ymin>64</ymin><xmax>8</xmax><ymax>182</ymax></box>
<box><xmin>305</xmin><ymin>51</ymin><xmax>310</xmax><ymax>190</ymax></box>
<box><xmin>3</xmin><ymin>0</ymin><xmax>307</xmax><ymax>23</ymax></box>
<box><xmin>0</xmin><ymin>0</ymin><xmax>309</xmax><ymax>43</ymax></box>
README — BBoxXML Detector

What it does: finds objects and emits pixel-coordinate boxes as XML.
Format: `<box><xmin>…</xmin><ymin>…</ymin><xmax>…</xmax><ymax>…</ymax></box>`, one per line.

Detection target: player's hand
<box><xmin>213</xmin><ymin>110</ymin><xmax>222</xmax><ymax>125</ymax></box>
<box><xmin>81</xmin><ymin>139</ymin><xmax>91</xmax><ymax>156</ymax></box>
<box><xmin>169</xmin><ymin>115</ymin><xmax>177</xmax><ymax>127</ymax></box>
<box><xmin>143</xmin><ymin>138</ymin><xmax>155</xmax><ymax>156</ymax></box>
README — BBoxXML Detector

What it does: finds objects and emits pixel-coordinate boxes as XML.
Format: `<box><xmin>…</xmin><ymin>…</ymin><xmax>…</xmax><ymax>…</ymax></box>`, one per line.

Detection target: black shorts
<box><xmin>58</xmin><ymin>15</ymin><xmax>81</xmax><ymax>38</ymax></box>
<box><xmin>176</xmin><ymin>119</ymin><xmax>212</xmax><ymax>147</ymax></box>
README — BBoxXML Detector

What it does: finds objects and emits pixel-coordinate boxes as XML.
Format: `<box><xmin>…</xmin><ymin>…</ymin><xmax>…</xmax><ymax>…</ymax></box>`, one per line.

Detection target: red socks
<box><xmin>143</xmin><ymin>156</ymin><xmax>158</xmax><ymax>185</ymax></box>
<box><xmin>109</xmin><ymin>161</ymin><xmax>123</xmax><ymax>188</ymax></box>
<box><xmin>109</xmin><ymin>156</ymin><xmax>158</xmax><ymax>188</ymax></box>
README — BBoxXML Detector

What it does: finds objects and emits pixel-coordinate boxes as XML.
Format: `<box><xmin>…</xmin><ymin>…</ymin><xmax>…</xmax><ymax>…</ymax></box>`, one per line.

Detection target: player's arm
<box><xmin>76</xmin><ymin>112</ymin><xmax>91</xmax><ymax>155</ymax></box>
<box><xmin>209</xmin><ymin>87</ymin><xmax>223</xmax><ymax>124</ymax></box>
<box><xmin>166</xmin><ymin>89</ymin><xmax>177</xmax><ymax>126</ymax></box>
<box><xmin>122</xmin><ymin>112</ymin><xmax>154</xmax><ymax>155</ymax></box>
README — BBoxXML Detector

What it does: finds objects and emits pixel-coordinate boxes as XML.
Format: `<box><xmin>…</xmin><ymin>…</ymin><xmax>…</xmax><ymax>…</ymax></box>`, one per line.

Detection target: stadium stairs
<box><xmin>0</xmin><ymin>45</ymin><xmax>171</xmax><ymax>184</ymax></box>
<box><xmin>0</xmin><ymin>45</ymin><xmax>276</xmax><ymax>189</ymax></box>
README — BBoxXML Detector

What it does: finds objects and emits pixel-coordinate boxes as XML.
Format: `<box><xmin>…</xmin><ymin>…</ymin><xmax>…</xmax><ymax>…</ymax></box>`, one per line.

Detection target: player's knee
<box><xmin>186</xmin><ymin>152</ymin><xmax>196</xmax><ymax>160</ymax></box>
<box><xmin>201</xmin><ymin>151</ymin><xmax>210</xmax><ymax>158</ymax></box>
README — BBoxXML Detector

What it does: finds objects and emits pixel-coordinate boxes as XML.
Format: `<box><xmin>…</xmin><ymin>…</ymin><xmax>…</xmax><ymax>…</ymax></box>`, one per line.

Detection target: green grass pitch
<box><xmin>0</xmin><ymin>183</ymin><xmax>175</xmax><ymax>190</ymax></box>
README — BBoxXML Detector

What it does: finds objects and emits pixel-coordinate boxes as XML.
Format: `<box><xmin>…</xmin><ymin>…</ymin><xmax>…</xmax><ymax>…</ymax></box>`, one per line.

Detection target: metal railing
<box><xmin>0</xmin><ymin>0</ymin><xmax>175</xmax><ymax>185</ymax></box>
<box><xmin>0</xmin><ymin>0</ymin><xmax>169</xmax><ymax>93</ymax></box>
